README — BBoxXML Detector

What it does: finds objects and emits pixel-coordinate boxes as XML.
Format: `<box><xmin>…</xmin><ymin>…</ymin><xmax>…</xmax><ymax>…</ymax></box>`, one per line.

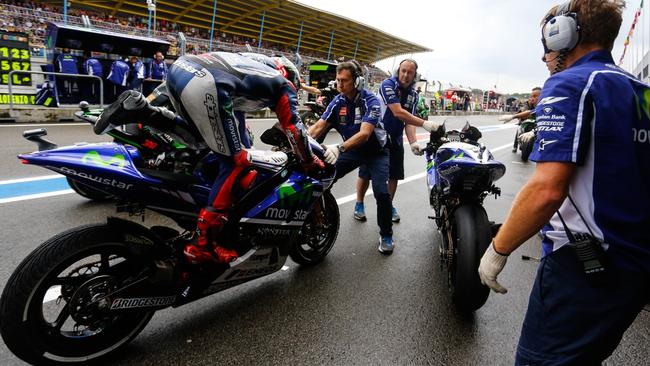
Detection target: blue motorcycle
<box><xmin>424</xmin><ymin>119</ymin><xmax>505</xmax><ymax>311</ymax></box>
<box><xmin>0</xmin><ymin>113</ymin><xmax>339</xmax><ymax>365</ymax></box>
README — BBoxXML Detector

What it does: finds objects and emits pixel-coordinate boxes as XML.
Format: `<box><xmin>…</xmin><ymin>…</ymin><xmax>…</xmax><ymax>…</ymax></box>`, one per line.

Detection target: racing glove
<box><xmin>478</xmin><ymin>242</ymin><xmax>508</xmax><ymax>294</ymax></box>
<box><xmin>323</xmin><ymin>144</ymin><xmax>340</xmax><ymax>165</ymax></box>
<box><xmin>422</xmin><ymin>120</ymin><xmax>442</xmax><ymax>133</ymax></box>
<box><xmin>498</xmin><ymin>115</ymin><xmax>514</xmax><ymax>123</ymax></box>
<box><xmin>519</xmin><ymin>131</ymin><xmax>536</xmax><ymax>145</ymax></box>
<box><xmin>410</xmin><ymin>142</ymin><xmax>424</xmax><ymax>156</ymax></box>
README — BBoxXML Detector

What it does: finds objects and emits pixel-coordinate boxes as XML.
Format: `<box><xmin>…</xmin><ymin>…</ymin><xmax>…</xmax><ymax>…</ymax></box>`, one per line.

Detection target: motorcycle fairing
<box><xmin>239</xmin><ymin>172</ymin><xmax>323</xmax><ymax>227</ymax></box>
<box><xmin>18</xmin><ymin>143</ymin><xmax>210</xmax><ymax>213</ymax></box>
<box><xmin>433</xmin><ymin>142</ymin><xmax>506</xmax><ymax>194</ymax></box>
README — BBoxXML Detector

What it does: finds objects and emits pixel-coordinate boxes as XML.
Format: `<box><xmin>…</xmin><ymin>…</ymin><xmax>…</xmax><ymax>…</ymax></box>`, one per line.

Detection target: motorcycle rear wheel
<box><xmin>449</xmin><ymin>204</ymin><xmax>491</xmax><ymax>312</ymax></box>
<box><xmin>289</xmin><ymin>190</ymin><xmax>339</xmax><ymax>265</ymax></box>
<box><xmin>0</xmin><ymin>225</ymin><xmax>155</xmax><ymax>365</ymax></box>
<box><xmin>520</xmin><ymin>140</ymin><xmax>533</xmax><ymax>162</ymax></box>
<box><xmin>66</xmin><ymin>177</ymin><xmax>113</xmax><ymax>201</ymax></box>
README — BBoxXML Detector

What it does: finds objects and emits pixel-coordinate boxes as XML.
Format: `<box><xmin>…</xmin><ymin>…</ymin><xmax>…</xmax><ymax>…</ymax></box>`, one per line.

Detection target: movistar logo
<box><xmin>82</xmin><ymin>150</ymin><xmax>126</xmax><ymax>168</ymax></box>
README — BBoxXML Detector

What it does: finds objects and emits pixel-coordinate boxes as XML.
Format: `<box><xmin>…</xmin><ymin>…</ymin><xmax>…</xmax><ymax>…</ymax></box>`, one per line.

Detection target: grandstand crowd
<box><xmin>0</xmin><ymin>1</ymin><xmax>332</xmax><ymax>60</ymax></box>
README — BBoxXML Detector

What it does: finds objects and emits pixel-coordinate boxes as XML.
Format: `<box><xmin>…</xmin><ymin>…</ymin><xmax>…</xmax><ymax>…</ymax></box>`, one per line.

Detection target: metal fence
<box><xmin>8</xmin><ymin>70</ymin><xmax>103</xmax><ymax>112</ymax></box>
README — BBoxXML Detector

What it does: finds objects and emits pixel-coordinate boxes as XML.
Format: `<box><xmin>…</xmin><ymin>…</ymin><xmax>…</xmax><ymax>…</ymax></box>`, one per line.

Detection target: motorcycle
<box><xmin>424</xmin><ymin>118</ymin><xmax>505</xmax><ymax>312</ymax></box>
<box><xmin>300</xmin><ymin>85</ymin><xmax>337</xmax><ymax>128</ymax></box>
<box><xmin>0</xmin><ymin>113</ymin><xmax>339</xmax><ymax>365</ymax></box>
<box><xmin>514</xmin><ymin>117</ymin><xmax>536</xmax><ymax>162</ymax></box>
<box><xmin>300</xmin><ymin>95</ymin><xmax>328</xmax><ymax>128</ymax></box>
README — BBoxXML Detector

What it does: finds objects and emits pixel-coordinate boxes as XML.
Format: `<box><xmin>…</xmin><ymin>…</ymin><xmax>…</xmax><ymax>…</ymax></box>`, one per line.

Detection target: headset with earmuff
<box><xmin>348</xmin><ymin>60</ymin><xmax>365</xmax><ymax>91</ymax></box>
<box><xmin>394</xmin><ymin>58</ymin><xmax>421</xmax><ymax>88</ymax></box>
<box><xmin>541</xmin><ymin>0</ymin><xmax>580</xmax><ymax>54</ymax></box>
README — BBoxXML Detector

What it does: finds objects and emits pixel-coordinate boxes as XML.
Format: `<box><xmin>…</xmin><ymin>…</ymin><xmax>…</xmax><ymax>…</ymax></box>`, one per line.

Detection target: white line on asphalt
<box><xmin>335</xmin><ymin>142</ymin><xmax>513</xmax><ymax>206</ymax></box>
<box><xmin>0</xmin><ymin>123</ymin><xmax>89</xmax><ymax>127</ymax></box>
<box><xmin>0</xmin><ymin>174</ymin><xmax>62</xmax><ymax>185</ymax></box>
<box><xmin>0</xmin><ymin>189</ymin><xmax>74</xmax><ymax>204</ymax></box>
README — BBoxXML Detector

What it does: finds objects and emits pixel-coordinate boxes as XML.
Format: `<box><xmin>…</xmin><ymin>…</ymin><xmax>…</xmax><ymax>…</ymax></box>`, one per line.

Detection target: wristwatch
<box><xmin>337</xmin><ymin>144</ymin><xmax>346</xmax><ymax>153</ymax></box>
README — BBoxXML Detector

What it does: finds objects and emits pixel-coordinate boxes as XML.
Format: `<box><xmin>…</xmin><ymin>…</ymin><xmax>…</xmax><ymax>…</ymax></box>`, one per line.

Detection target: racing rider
<box><xmin>95</xmin><ymin>52</ymin><xmax>323</xmax><ymax>265</ymax></box>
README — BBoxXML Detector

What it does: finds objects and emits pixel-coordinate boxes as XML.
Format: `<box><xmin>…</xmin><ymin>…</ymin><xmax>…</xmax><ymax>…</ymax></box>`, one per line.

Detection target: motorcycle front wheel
<box><xmin>449</xmin><ymin>204</ymin><xmax>491</xmax><ymax>312</ymax></box>
<box><xmin>0</xmin><ymin>225</ymin><xmax>155</xmax><ymax>365</ymax></box>
<box><xmin>289</xmin><ymin>190</ymin><xmax>340</xmax><ymax>265</ymax></box>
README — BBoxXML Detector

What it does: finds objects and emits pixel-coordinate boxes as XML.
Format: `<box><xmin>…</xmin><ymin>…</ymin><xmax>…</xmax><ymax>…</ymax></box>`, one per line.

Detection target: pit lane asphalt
<box><xmin>0</xmin><ymin>116</ymin><xmax>647</xmax><ymax>365</ymax></box>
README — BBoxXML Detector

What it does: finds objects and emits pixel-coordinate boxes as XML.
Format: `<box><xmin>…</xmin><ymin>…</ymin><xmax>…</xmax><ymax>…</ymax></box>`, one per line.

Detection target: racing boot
<box><xmin>183</xmin><ymin>207</ymin><xmax>238</xmax><ymax>265</ymax></box>
<box><xmin>94</xmin><ymin>90</ymin><xmax>176</xmax><ymax>135</ymax></box>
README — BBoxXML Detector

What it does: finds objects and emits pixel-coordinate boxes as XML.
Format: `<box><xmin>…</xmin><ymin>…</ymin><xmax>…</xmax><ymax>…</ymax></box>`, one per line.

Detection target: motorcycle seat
<box><xmin>248</xmin><ymin>150</ymin><xmax>288</xmax><ymax>168</ymax></box>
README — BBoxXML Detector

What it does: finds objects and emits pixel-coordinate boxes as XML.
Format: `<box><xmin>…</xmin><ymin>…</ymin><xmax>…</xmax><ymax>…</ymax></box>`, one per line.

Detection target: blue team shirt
<box><xmin>132</xmin><ymin>60</ymin><xmax>145</xmax><ymax>79</ymax></box>
<box><xmin>378</xmin><ymin>76</ymin><xmax>418</xmax><ymax>145</ymax></box>
<box><xmin>321</xmin><ymin>88</ymin><xmax>387</xmax><ymax>155</ymax></box>
<box><xmin>148</xmin><ymin>60</ymin><xmax>168</xmax><ymax>80</ymax></box>
<box><xmin>532</xmin><ymin>50</ymin><xmax>650</xmax><ymax>272</ymax></box>
<box><xmin>83</xmin><ymin>58</ymin><xmax>103</xmax><ymax>78</ymax></box>
<box><xmin>107</xmin><ymin>60</ymin><xmax>130</xmax><ymax>86</ymax></box>
<box><xmin>56</xmin><ymin>54</ymin><xmax>78</xmax><ymax>75</ymax></box>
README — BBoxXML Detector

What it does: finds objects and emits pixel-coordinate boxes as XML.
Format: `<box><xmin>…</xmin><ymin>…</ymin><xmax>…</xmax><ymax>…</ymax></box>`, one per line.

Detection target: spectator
<box><xmin>129</xmin><ymin>56</ymin><xmax>145</xmax><ymax>92</ymax></box>
<box><xmin>144</xmin><ymin>51</ymin><xmax>167</xmax><ymax>96</ymax></box>
<box><xmin>81</xmin><ymin>50</ymin><xmax>103</xmax><ymax>104</ymax></box>
<box><xmin>55</xmin><ymin>47</ymin><xmax>78</xmax><ymax>103</ymax></box>
<box><xmin>107</xmin><ymin>56</ymin><xmax>130</xmax><ymax>101</ymax></box>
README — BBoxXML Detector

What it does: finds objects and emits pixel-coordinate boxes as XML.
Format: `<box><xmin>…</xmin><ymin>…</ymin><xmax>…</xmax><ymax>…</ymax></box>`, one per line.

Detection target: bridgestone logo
<box><xmin>110</xmin><ymin>296</ymin><xmax>176</xmax><ymax>309</ymax></box>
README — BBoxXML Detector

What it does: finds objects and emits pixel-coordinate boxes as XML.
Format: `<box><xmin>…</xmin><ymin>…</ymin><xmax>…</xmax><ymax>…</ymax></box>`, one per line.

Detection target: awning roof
<box><xmin>76</xmin><ymin>0</ymin><xmax>431</xmax><ymax>63</ymax></box>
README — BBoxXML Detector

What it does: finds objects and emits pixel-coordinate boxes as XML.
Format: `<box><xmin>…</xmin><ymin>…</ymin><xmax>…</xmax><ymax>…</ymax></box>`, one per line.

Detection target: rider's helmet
<box><xmin>272</xmin><ymin>55</ymin><xmax>301</xmax><ymax>90</ymax></box>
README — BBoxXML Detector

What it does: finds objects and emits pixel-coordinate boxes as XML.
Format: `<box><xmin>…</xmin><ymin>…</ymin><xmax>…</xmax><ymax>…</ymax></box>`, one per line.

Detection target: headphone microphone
<box><xmin>541</xmin><ymin>0</ymin><xmax>580</xmax><ymax>54</ymax></box>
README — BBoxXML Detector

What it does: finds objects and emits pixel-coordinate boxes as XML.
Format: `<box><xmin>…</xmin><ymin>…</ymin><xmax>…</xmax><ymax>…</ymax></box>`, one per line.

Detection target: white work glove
<box><xmin>478</xmin><ymin>242</ymin><xmax>509</xmax><ymax>294</ymax></box>
<box><xmin>323</xmin><ymin>144</ymin><xmax>340</xmax><ymax>165</ymax></box>
<box><xmin>410</xmin><ymin>142</ymin><xmax>423</xmax><ymax>156</ymax></box>
<box><xmin>519</xmin><ymin>131</ymin><xmax>536</xmax><ymax>145</ymax></box>
<box><xmin>422</xmin><ymin>120</ymin><xmax>441</xmax><ymax>133</ymax></box>
<box><xmin>499</xmin><ymin>115</ymin><xmax>514</xmax><ymax>123</ymax></box>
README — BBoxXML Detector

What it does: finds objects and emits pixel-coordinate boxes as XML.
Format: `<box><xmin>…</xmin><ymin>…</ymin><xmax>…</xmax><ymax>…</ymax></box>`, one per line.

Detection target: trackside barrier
<box><xmin>8</xmin><ymin>71</ymin><xmax>104</xmax><ymax>113</ymax></box>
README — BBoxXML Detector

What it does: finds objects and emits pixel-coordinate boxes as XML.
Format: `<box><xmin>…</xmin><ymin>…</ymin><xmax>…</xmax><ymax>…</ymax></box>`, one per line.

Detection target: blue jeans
<box><xmin>515</xmin><ymin>246</ymin><xmax>650</xmax><ymax>366</ymax></box>
<box><xmin>335</xmin><ymin>149</ymin><xmax>392</xmax><ymax>237</ymax></box>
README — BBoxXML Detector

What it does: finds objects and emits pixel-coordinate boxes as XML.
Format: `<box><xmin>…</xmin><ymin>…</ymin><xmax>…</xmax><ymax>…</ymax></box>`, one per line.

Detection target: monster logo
<box><xmin>641</xmin><ymin>88</ymin><xmax>650</xmax><ymax>120</ymax></box>
<box><xmin>277</xmin><ymin>181</ymin><xmax>315</xmax><ymax>208</ymax></box>
<box><xmin>82</xmin><ymin>150</ymin><xmax>126</xmax><ymax>168</ymax></box>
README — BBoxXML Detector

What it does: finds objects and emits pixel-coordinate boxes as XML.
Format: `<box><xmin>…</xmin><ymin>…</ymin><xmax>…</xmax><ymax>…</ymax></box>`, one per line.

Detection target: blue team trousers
<box><xmin>515</xmin><ymin>245</ymin><xmax>650</xmax><ymax>366</ymax></box>
<box><xmin>335</xmin><ymin>149</ymin><xmax>392</xmax><ymax>237</ymax></box>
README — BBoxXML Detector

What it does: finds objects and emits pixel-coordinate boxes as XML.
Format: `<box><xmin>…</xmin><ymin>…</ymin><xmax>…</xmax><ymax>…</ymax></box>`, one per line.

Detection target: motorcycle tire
<box><xmin>520</xmin><ymin>140</ymin><xmax>533</xmax><ymax>162</ymax></box>
<box><xmin>450</xmin><ymin>204</ymin><xmax>491</xmax><ymax>312</ymax></box>
<box><xmin>0</xmin><ymin>224</ymin><xmax>155</xmax><ymax>365</ymax></box>
<box><xmin>67</xmin><ymin>177</ymin><xmax>113</xmax><ymax>201</ymax></box>
<box><xmin>300</xmin><ymin>110</ymin><xmax>319</xmax><ymax>128</ymax></box>
<box><xmin>289</xmin><ymin>190</ymin><xmax>339</xmax><ymax>265</ymax></box>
